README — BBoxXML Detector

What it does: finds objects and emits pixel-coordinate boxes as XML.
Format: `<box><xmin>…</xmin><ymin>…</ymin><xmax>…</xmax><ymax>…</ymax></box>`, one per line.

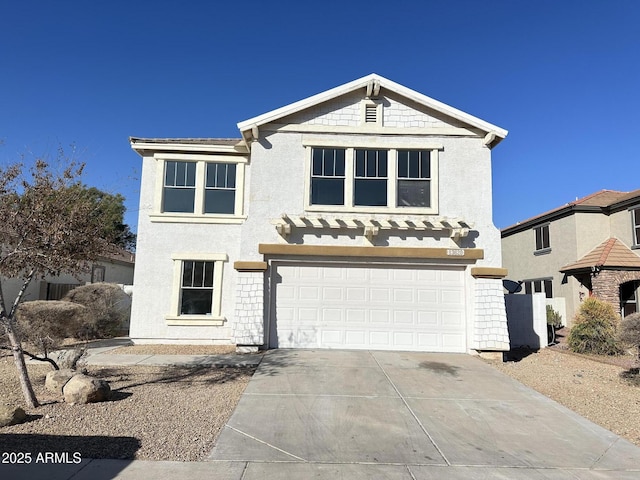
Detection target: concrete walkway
<box><xmin>24</xmin><ymin>338</ymin><xmax>262</xmax><ymax>368</ymax></box>
<box><xmin>5</xmin><ymin>348</ymin><xmax>640</xmax><ymax>479</ymax></box>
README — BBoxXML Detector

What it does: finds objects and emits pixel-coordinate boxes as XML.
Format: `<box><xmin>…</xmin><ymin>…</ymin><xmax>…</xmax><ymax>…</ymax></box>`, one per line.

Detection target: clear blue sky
<box><xmin>2</xmin><ymin>1</ymin><xmax>639</xmax><ymax>232</ymax></box>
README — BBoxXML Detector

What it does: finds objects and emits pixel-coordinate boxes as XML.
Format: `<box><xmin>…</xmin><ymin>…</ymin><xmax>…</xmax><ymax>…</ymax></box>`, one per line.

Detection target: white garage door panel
<box><xmin>272</xmin><ymin>263</ymin><xmax>466</xmax><ymax>352</ymax></box>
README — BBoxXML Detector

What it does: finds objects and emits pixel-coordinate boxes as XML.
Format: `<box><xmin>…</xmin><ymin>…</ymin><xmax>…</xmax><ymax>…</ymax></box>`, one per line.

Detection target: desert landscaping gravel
<box><xmin>0</xmin><ymin>354</ymin><xmax>254</xmax><ymax>461</ymax></box>
<box><xmin>2</xmin><ymin>344</ymin><xmax>639</xmax><ymax>461</ymax></box>
<box><xmin>485</xmin><ymin>347</ymin><xmax>640</xmax><ymax>447</ymax></box>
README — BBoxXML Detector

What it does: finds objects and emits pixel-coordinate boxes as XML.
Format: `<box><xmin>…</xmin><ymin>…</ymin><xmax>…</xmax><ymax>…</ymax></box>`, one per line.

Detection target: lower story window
<box><xmin>168</xmin><ymin>253</ymin><xmax>228</xmax><ymax>324</ymax></box>
<box><xmin>524</xmin><ymin>278</ymin><xmax>553</xmax><ymax>298</ymax></box>
<box><xmin>180</xmin><ymin>260</ymin><xmax>214</xmax><ymax>314</ymax></box>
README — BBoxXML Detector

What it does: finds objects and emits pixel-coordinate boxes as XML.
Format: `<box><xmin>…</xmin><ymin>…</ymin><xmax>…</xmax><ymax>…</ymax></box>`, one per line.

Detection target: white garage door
<box><xmin>270</xmin><ymin>263</ymin><xmax>467</xmax><ymax>352</ymax></box>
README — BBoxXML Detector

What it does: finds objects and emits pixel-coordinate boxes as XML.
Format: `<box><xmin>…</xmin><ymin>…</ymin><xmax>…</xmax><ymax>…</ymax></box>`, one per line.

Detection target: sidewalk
<box><xmin>25</xmin><ymin>338</ymin><xmax>263</xmax><ymax>368</ymax></box>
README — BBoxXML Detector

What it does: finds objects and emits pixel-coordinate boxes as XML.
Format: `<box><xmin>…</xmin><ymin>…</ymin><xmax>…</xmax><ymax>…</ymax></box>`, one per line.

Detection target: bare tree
<box><xmin>0</xmin><ymin>156</ymin><xmax>122</xmax><ymax>407</ymax></box>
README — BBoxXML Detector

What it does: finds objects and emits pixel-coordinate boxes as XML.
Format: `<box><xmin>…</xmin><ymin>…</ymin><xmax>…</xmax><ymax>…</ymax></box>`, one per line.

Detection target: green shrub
<box><xmin>567</xmin><ymin>297</ymin><xmax>623</xmax><ymax>355</ymax></box>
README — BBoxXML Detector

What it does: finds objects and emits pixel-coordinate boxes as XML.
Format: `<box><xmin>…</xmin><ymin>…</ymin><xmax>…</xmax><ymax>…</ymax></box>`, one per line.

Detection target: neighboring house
<box><xmin>129</xmin><ymin>73</ymin><xmax>511</xmax><ymax>353</ymax></box>
<box><xmin>1</xmin><ymin>250</ymin><xmax>135</xmax><ymax>304</ymax></box>
<box><xmin>501</xmin><ymin>189</ymin><xmax>640</xmax><ymax>326</ymax></box>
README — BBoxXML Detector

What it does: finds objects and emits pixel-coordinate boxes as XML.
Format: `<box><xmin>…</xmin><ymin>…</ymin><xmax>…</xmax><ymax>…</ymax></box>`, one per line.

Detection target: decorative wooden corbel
<box><xmin>364</xmin><ymin>225</ymin><xmax>379</xmax><ymax>244</ymax></box>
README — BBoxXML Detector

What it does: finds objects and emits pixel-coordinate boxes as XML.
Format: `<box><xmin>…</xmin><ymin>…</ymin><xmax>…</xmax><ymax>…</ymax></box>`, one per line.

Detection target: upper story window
<box><xmin>311</xmin><ymin>148</ymin><xmax>345</xmax><ymax>206</ymax></box>
<box><xmin>632</xmin><ymin>208</ymin><xmax>640</xmax><ymax>247</ymax></box>
<box><xmin>306</xmin><ymin>145</ymin><xmax>439</xmax><ymax>214</ymax></box>
<box><xmin>354</xmin><ymin>149</ymin><xmax>388</xmax><ymax>206</ymax></box>
<box><xmin>153</xmin><ymin>154</ymin><xmax>247</xmax><ymax>224</ymax></box>
<box><xmin>164</xmin><ymin>161</ymin><xmax>196</xmax><ymax>213</ymax></box>
<box><xmin>397</xmin><ymin>150</ymin><xmax>431</xmax><ymax>208</ymax></box>
<box><xmin>205</xmin><ymin>163</ymin><xmax>236</xmax><ymax>214</ymax></box>
<box><xmin>534</xmin><ymin>224</ymin><xmax>550</xmax><ymax>253</ymax></box>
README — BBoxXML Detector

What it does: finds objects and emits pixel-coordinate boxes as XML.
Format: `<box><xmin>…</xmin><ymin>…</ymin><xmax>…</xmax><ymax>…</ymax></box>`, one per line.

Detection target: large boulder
<box><xmin>62</xmin><ymin>374</ymin><xmax>111</xmax><ymax>404</ymax></box>
<box><xmin>45</xmin><ymin>369</ymin><xmax>76</xmax><ymax>394</ymax></box>
<box><xmin>0</xmin><ymin>404</ymin><xmax>26</xmax><ymax>427</ymax></box>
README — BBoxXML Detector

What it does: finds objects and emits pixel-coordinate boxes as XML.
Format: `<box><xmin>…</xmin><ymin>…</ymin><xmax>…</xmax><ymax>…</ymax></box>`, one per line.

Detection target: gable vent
<box><xmin>365</xmin><ymin>105</ymin><xmax>377</xmax><ymax>123</ymax></box>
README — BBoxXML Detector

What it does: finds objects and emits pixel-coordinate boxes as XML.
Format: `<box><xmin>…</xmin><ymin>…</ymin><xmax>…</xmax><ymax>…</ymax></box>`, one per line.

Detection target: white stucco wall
<box><xmin>130</xmin><ymin>88</ymin><xmax>506</xmax><ymax>346</ymax></box>
<box><xmin>241</xmin><ymin>131</ymin><xmax>501</xmax><ymax>264</ymax></box>
<box><xmin>129</xmin><ymin>154</ymin><xmax>242</xmax><ymax>343</ymax></box>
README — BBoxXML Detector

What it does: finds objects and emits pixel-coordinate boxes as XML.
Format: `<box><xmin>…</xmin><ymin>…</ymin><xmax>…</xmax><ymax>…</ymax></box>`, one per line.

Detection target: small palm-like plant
<box><xmin>546</xmin><ymin>305</ymin><xmax>563</xmax><ymax>345</ymax></box>
<box><xmin>567</xmin><ymin>297</ymin><xmax>623</xmax><ymax>355</ymax></box>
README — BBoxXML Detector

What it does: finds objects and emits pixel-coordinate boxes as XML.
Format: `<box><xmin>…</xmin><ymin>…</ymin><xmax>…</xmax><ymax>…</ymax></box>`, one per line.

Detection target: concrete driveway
<box><xmin>209</xmin><ymin>349</ymin><xmax>640</xmax><ymax>479</ymax></box>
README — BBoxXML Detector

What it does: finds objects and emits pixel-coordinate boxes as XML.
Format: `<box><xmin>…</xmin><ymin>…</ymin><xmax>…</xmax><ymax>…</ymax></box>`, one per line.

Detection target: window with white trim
<box><xmin>354</xmin><ymin>149</ymin><xmax>387</xmax><ymax>206</ymax></box>
<box><xmin>163</xmin><ymin>161</ymin><xmax>196</xmax><ymax>213</ymax></box>
<box><xmin>205</xmin><ymin>163</ymin><xmax>236</xmax><ymax>214</ymax></box>
<box><xmin>167</xmin><ymin>253</ymin><xmax>227</xmax><ymax>325</ymax></box>
<box><xmin>310</xmin><ymin>148</ymin><xmax>345</xmax><ymax>206</ymax></box>
<box><xmin>180</xmin><ymin>260</ymin><xmax>215</xmax><ymax>314</ymax></box>
<box><xmin>306</xmin><ymin>146</ymin><xmax>438</xmax><ymax>214</ymax></box>
<box><xmin>153</xmin><ymin>154</ymin><xmax>246</xmax><ymax>223</ymax></box>
<box><xmin>632</xmin><ymin>208</ymin><xmax>640</xmax><ymax>247</ymax></box>
<box><xmin>397</xmin><ymin>150</ymin><xmax>431</xmax><ymax>207</ymax></box>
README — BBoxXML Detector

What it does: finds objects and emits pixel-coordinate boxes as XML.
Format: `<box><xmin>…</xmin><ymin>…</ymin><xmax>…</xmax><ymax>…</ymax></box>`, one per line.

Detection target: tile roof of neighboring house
<box><xmin>572</xmin><ymin>189</ymin><xmax>640</xmax><ymax>207</ymax></box>
<box><xmin>502</xmin><ymin>188</ymin><xmax>640</xmax><ymax>236</ymax></box>
<box><xmin>101</xmin><ymin>249</ymin><xmax>135</xmax><ymax>265</ymax></box>
<box><xmin>560</xmin><ymin>238</ymin><xmax>640</xmax><ymax>273</ymax></box>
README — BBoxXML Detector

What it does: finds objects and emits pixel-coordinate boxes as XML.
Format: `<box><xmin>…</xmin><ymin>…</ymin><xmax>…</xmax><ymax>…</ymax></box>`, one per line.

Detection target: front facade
<box><xmin>501</xmin><ymin>190</ymin><xmax>640</xmax><ymax>325</ymax></box>
<box><xmin>130</xmin><ymin>74</ymin><xmax>510</xmax><ymax>353</ymax></box>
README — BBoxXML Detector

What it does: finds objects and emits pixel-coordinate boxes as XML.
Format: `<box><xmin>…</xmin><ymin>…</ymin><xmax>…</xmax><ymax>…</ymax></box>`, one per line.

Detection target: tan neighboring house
<box><xmin>501</xmin><ymin>189</ymin><xmax>640</xmax><ymax>326</ymax></box>
<box><xmin>1</xmin><ymin>250</ymin><xmax>136</xmax><ymax>305</ymax></box>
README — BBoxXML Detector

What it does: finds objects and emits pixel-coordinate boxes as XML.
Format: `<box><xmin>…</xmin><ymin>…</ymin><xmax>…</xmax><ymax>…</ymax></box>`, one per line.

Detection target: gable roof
<box><xmin>560</xmin><ymin>237</ymin><xmax>640</xmax><ymax>273</ymax></box>
<box><xmin>237</xmin><ymin>73</ymin><xmax>508</xmax><ymax>146</ymax></box>
<box><xmin>502</xmin><ymin>188</ymin><xmax>640</xmax><ymax>237</ymax></box>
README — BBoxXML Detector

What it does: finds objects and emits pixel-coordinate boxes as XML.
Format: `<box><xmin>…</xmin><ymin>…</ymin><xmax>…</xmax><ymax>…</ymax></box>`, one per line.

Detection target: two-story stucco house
<box><xmin>501</xmin><ymin>189</ymin><xmax>640</xmax><ymax>326</ymax></box>
<box><xmin>129</xmin><ymin>74</ymin><xmax>510</xmax><ymax>353</ymax></box>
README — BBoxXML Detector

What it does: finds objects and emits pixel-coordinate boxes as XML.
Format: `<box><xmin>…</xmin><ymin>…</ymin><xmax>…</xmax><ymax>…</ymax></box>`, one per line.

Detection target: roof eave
<box><xmin>237</xmin><ymin>73</ymin><xmax>508</xmax><ymax>140</ymax></box>
<box><xmin>130</xmin><ymin>138</ymin><xmax>249</xmax><ymax>156</ymax></box>
<box><xmin>501</xmin><ymin>205</ymin><xmax>604</xmax><ymax>237</ymax></box>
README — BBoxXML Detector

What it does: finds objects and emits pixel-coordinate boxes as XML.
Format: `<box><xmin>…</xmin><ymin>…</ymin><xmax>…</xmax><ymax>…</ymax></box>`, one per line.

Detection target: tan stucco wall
<box><xmin>610</xmin><ymin>208</ymin><xmax>635</xmax><ymax>245</ymax></box>
<box><xmin>502</xmin><ymin>215</ymin><xmax>586</xmax><ymax>325</ymax></box>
